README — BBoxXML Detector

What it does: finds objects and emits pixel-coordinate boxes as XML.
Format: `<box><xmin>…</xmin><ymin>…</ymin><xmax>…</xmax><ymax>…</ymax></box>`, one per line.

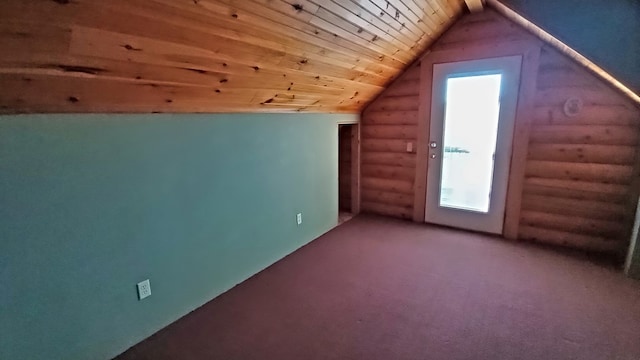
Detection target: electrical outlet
<box><xmin>296</xmin><ymin>213</ymin><xmax>303</xmax><ymax>225</ymax></box>
<box><xmin>137</xmin><ymin>279</ymin><xmax>151</xmax><ymax>300</ymax></box>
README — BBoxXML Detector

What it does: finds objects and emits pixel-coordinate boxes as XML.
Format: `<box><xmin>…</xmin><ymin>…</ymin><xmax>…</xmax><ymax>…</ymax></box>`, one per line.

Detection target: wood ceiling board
<box><xmin>6</xmin><ymin>0</ymin><xmax>640</xmax><ymax>112</ymax></box>
<box><xmin>0</xmin><ymin>0</ymin><xmax>465</xmax><ymax>113</ymax></box>
<box><xmin>98</xmin><ymin>1</ymin><xmax>396</xmax><ymax>78</ymax></box>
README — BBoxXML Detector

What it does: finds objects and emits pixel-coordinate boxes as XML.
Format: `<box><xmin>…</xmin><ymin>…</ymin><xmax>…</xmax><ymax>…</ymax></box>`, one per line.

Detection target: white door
<box><xmin>425</xmin><ymin>56</ymin><xmax>522</xmax><ymax>234</ymax></box>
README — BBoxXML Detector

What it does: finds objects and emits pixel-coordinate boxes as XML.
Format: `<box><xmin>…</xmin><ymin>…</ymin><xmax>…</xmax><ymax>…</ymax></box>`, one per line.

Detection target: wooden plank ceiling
<box><xmin>0</xmin><ymin>0</ymin><xmax>465</xmax><ymax>114</ymax></box>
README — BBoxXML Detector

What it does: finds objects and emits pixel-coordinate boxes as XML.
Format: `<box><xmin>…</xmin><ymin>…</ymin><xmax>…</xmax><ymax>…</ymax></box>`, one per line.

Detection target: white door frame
<box><xmin>424</xmin><ymin>56</ymin><xmax>522</xmax><ymax>234</ymax></box>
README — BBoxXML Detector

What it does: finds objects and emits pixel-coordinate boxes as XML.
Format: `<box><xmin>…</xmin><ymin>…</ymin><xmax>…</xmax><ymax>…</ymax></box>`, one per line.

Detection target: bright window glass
<box><xmin>439</xmin><ymin>74</ymin><xmax>502</xmax><ymax>213</ymax></box>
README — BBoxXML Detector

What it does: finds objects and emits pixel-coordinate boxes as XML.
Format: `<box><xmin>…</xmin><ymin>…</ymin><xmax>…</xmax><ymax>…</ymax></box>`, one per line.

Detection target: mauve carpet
<box><xmin>116</xmin><ymin>215</ymin><xmax>640</xmax><ymax>360</ymax></box>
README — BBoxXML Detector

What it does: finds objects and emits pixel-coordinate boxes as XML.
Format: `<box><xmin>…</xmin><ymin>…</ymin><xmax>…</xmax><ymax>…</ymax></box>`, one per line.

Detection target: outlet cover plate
<box><xmin>137</xmin><ymin>279</ymin><xmax>151</xmax><ymax>300</ymax></box>
<box><xmin>296</xmin><ymin>213</ymin><xmax>303</xmax><ymax>225</ymax></box>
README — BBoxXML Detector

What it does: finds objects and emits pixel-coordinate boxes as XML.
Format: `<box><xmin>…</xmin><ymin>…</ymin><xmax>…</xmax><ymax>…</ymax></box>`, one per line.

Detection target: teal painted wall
<box><xmin>502</xmin><ymin>0</ymin><xmax>640</xmax><ymax>93</ymax></box>
<box><xmin>0</xmin><ymin>113</ymin><xmax>356</xmax><ymax>360</ymax></box>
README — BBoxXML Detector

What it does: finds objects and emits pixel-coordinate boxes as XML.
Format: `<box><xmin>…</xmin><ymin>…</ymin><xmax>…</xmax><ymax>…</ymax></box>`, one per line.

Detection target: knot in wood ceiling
<box><xmin>0</xmin><ymin>0</ymin><xmax>465</xmax><ymax>113</ymax></box>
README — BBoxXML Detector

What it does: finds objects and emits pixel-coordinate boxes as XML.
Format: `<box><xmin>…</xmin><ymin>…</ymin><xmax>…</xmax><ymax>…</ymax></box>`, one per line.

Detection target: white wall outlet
<box><xmin>296</xmin><ymin>213</ymin><xmax>303</xmax><ymax>225</ymax></box>
<box><xmin>406</xmin><ymin>142</ymin><xmax>413</xmax><ymax>153</ymax></box>
<box><xmin>137</xmin><ymin>279</ymin><xmax>151</xmax><ymax>300</ymax></box>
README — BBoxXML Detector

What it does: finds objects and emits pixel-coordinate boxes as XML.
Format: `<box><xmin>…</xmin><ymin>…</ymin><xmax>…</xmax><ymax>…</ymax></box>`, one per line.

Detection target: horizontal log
<box><xmin>434</xmin><ymin>17</ymin><xmax>530</xmax><ymax>47</ymax></box>
<box><xmin>538</xmin><ymin>46</ymin><xmax>575</xmax><ymax>67</ymax></box>
<box><xmin>431</xmin><ymin>33</ymin><xmax>537</xmax><ymax>52</ymax></box>
<box><xmin>361</xmin><ymin>177</ymin><xmax>414</xmax><ymax>194</ymax></box>
<box><xmin>520</xmin><ymin>210</ymin><xmax>624</xmax><ymax>238</ymax></box>
<box><xmin>521</xmin><ymin>194</ymin><xmax>627</xmax><ymax>221</ymax></box>
<box><xmin>527</xmin><ymin>143</ymin><xmax>637</xmax><ymax>165</ymax></box>
<box><xmin>537</xmin><ymin>49</ymin><xmax>634</xmax><ymax>109</ymax></box>
<box><xmin>361</xmin><ymin>164</ymin><xmax>415</xmax><ymax>181</ymax></box>
<box><xmin>361</xmin><ymin>201</ymin><xmax>413</xmax><ymax>219</ymax></box>
<box><xmin>518</xmin><ymin>225</ymin><xmax>624</xmax><ymax>253</ymax></box>
<box><xmin>525</xmin><ymin>160</ymin><xmax>634</xmax><ymax>184</ymax></box>
<box><xmin>365</xmin><ymin>95</ymin><xmax>419</xmax><ymax>112</ymax></box>
<box><xmin>362</xmin><ymin>139</ymin><xmax>413</xmax><ymax>153</ymax></box>
<box><xmin>524</xmin><ymin>177</ymin><xmax>629</xmax><ymax>196</ymax></box>
<box><xmin>536</xmin><ymin>67</ymin><xmax>600</xmax><ymax>90</ymax></box>
<box><xmin>362</xmin><ymin>125</ymin><xmax>418</xmax><ymax>139</ymax></box>
<box><xmin>457</xmin><ymin>9</ymin><xmax>504</xmax><ymax>25</ymax></box>
<box><xmin>383</xmin><ymin>79</ymin><xmax>420</xmax><ymax>97</ymax></box>
<box><xmin>362</xmin><ymin>110</ymin><xmax>419</xmax><ymax>125</ymax></box>
<box><xmin>523</xmin><ymin>180</ymin><xmax>628</xmax><ymax>203</ymax></box>
<box><xmin>533</xmin><ymin>105</ymin><xmax>640</xmax><ymax>126</ymax></box>
<box><xmin>529</xmin><ymin>125</ymin><xmax>639</xmax><ymax>146</ymax></box>
<box><xmin>361</xmin><ymin>189</ymin><xmax>414</xmax><ymax>207</ymax></box>
<box><xmin>535</xmin><ymin>88</ymin><xmax>633</xmax><ymax>107</ymax></box>
<box><xmin>399</xmin><ymin>65</ymin><xmax>421</xmax><ymax>81</ymax></box>
<box><xmin>361</xmin><ymin>151</ymin><xmax>416</xmax><ymax>168</ymax></box>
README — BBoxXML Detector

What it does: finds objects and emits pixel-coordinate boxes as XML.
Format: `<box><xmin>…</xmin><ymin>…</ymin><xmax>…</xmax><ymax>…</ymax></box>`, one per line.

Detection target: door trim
<box><xmin>425</xmin><ymin>56</ymin><xmax>522</xmax><ymax>234</ymax></box>
<box><xmin>412</xmin><ymin>40</ymin><xmax>541</xmax><ymax>238</ymax></box>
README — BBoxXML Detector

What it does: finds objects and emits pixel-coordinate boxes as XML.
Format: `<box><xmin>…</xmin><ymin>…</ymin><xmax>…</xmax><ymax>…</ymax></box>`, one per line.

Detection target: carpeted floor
<box><xmin>116</xmin><ymin>215</ymin><xmax>640</xmax><ymax>360</ymax></box>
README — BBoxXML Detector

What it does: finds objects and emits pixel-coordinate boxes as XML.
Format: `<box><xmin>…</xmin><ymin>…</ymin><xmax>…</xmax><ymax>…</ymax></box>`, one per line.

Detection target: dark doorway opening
<box><xmin>339</xmin><ymin>124</ymin><xmax>355</xmax><ymax>225</ymax></box>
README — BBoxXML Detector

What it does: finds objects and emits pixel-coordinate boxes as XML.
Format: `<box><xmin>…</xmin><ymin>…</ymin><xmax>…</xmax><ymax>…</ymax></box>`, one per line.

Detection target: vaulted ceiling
<box><xmin>0</xmin><ymin>0</ymin><xmax>465</xmax><ymax>113</ymax></box>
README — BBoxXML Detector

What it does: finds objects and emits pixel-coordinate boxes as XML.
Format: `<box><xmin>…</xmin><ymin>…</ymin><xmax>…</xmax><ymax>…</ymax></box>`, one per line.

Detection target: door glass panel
<box><xmin>439</xmin><ymin>73</ymin><xmax>502</xmax><ymax>213</ymax></box>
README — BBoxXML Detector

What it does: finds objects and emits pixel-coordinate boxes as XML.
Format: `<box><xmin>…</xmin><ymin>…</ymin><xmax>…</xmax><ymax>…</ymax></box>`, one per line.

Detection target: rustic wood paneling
<box><xmin>360</xmin><ymin>65</ymin><xmax>420</xmax><ymax>219</ymax></box>
<box><xmin>361</xmin><ymin>6</ymin><xmax>640</xmax><ymax>254</ymax></box>
<box><xmin>518</xmin><ymin>44</ymin><xmax>640</xmax><ymax>253</ymax></box>
<box><xmin>0</xmin><ymin>0</ymin><xmax>465</xmax><ymax>113</ymax></box>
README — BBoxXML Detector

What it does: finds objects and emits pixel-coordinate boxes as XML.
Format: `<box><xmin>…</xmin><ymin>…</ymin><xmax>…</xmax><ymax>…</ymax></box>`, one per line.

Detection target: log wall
<box><xmin>519</xmin><ymin>46</ymin><xmax>640</xmax><ymax>252</ymax></box>
<box><xmin>360</xmin><ymin>65</ymin><xmax>420</xmax><ymax>219</ymax></box>
<box><xmin>361</xmin><ymin>7</ymin><xmax>640</xmax><ymax>254</ymax></box>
